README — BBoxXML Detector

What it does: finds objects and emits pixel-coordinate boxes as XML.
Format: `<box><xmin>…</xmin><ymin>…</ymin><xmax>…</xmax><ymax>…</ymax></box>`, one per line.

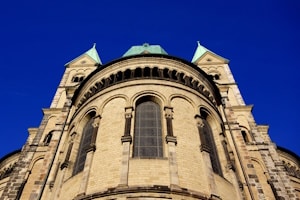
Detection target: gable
<box><xmin>68</xmin><ymin>55</ymin><xmax>98</xmax><ymax>67</ymax></box>
<box><xmin>195</xmin><ymin>52</ymin><xmax>228</xmax><ymax>65</ymax></box>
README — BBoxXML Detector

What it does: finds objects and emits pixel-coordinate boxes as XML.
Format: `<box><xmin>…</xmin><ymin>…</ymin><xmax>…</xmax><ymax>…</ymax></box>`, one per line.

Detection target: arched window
<box><xmin>72</xmin><ymin>74</ymin><xmax>85</xmax><ymax>83</ymax></box>
<box><xmin>43</xmin><ymin>131</ymin><xmax>53</xmax><ymax>146</ymax></box>
<box><xmin>241</xmin><ymin>130</ymin><xmax>249</xmax><ymax>143</ymax></box>
<box><xmin>133</xmin><ymin>99</ymin><xmax>163</xmax><ymax>158</ymax></box>
<box><xmin>73</xmin><ymin>114</ymin><xmax>95</xmax><ymax>175</ymax></box>
<box><xmin>200</xmin><ymin>109</ymin><xmax>222</xmax><ymax>175</ymax></box>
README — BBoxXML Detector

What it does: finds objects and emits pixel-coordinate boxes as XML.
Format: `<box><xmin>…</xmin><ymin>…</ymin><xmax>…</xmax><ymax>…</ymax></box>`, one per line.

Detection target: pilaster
<box><xmin>119</xmin><ymin>107</ymin><xmax>133</xmax><ymax>186</ymax></box>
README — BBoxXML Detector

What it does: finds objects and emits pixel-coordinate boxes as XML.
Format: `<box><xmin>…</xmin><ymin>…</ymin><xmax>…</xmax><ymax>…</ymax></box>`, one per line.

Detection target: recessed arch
<box><xmin>240</xmin><ymin>126</ymin><xmax>252</xmax><ymax>143</ymax></box>
<box><xmin>70</xmin><ymin>106</ymin><xmax>98</xmax><ymax>129</ymax></box>
<box><xmin>28</xmin><ymin>156</ymin><xmax>44</xmax><ymax>171</ymax></box>
<box><xmin>251</xmin><ymin>158</ymin><xmax>276</xmax><ymax>199</ymax></box>
<box><xmin>131</xmin><ymin>90</ymin><xmax>166</xmax><ymax>108</ymax></box>
<box><xmin>169</xmin><ymin>94</ymin><xmax>197</xmax><ymax>114</ymax></box>
<box><xmin>73</xmin><ymin>111</ymin><xmax>96</xmax><ymax>175</ymax></box>
<box><xmin>199</xmin><ymin>107</ymin><xmax>223</xmax><ymax>176</ymax></box>
<box><xmin>98</xmin><ymin>94</ymin><xmax>129</xmax><ymax>114</ymax></box>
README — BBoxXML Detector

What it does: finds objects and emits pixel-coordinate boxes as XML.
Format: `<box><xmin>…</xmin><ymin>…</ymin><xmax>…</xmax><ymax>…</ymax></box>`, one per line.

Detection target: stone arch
<box><xmin>19</xmin><ymin>157</ymin><xmax>44</xmax><ymax>200</ymax></box>
<box><xmin>163</xmin><ymin>68</ymin><xmax>170</xmax><ymax>78</ymax></box>
<box><xmin>239</xmin><ymin>125</ymin><xmax>252</xmax><ymax>143</ymax></box>
<box><xmin>124</xmin><ymin>68</ymin><xmax>131</xmax><ymax>79</ymax></box>
<box><xmin>251</xmin><ymin>158</ymin><xmax>276</xmax><ymax>199</ymax></box>
<box><xmin>207</xmin><ymin>69</ymin><xmax>221</xmax><ymax>80</ymax></box>
<box><xmin>76</xmin><ymin>64</ymin><xmax>219</xmax><ymax>110</ymax></box>
<box><xmin>199</xmin><ymin>105</ymin><xmax>223</xmax><ymax>129</ymax></box>
<box><xmin>70</xmin><ymin>106</ymin><xmax>98</xmax><ymax>128</ymax></box>
<box><xmin>72</xmin><ymin>110</ymin><xmax>97</xmax><ymax>175</ymax></box>
<box><xmin>74</xmin><ymin>109</ymin><xmax>97</xmax><ymax>135</ymax></box>
<box><xmin>169</xmin><ymin>94</ymin><xmax>197</xmax><ymax>114</ymax></box>
<box><xmin>66</xmin><ymin>109</ymin><xmax>97</xmax><ymax>176</ymax></box>
<box><xmin>28</xmin><ymin>156</ymin><xmax>45</xmax><ymax>171</ymax></box>
<box><xmin>131</xmin><ymin>90</ymin><xmax>167</xmax><ymax>108</ymax></box>
<box><xmin>134</xmin><ymin>67</ymin><xmax>143</xmax><ymax>78</ymax></box>
<box><xmin>152</xmin><ymin>66</ymin><xmax>160</xmax><ymax>78</ymax></box>
<box><xmin>98</xmin><ymin>94</ymin><xmax>129</xmax><ymax>114</ymax></box>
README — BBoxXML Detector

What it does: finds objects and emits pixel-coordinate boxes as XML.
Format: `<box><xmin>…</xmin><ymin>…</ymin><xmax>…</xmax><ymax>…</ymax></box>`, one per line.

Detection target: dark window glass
<box><xmin>241</xmin><ymin>130</ymin><xmax>249</xmax><ymax>143</ymax></box>
<box><xmin>73</xmin><ymin>118</ymin><xmax>94</xmax><ymax>175</ymax></box>
<box><xmin>202</xmin><ymin>119</ymin><xmax>222</xmax><ymax>176</ymax></box>
<box><xmin>43</xmin><ymin>132</ymin><xmax>53</xmax><ymax>145</ymax></box>
<box><xmin>133</xmin><ymin>101</ymin><xmax>163</xmax><ymax>158</ymax></box>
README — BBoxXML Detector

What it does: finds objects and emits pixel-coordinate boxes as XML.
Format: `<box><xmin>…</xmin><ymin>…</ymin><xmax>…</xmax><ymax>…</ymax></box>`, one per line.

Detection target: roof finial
<box><xmin>93</xmin><ymin>43</ymin><xmax>96</xmax><ymax>48</ymax></box>
<box><xmin>197</xmin><ymin>41</ymin><xmax>201</xmax><ymax>46</ymax></box>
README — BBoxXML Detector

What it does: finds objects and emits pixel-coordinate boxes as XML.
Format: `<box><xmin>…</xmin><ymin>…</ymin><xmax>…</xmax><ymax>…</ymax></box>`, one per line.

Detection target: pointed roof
<box><xmin>123</xmin><ymin>43</ymin><xmax>168</xmax><ymax>57</ymax></box>
<box><xmin>65</xmin><ymin>44</ymin><xmax>102</xmax><ymax>66</ymax></box>
<box><xmin>191</xmin><ymin>41</ymin><xmax>228</xmax><ymax>63</ymax></box>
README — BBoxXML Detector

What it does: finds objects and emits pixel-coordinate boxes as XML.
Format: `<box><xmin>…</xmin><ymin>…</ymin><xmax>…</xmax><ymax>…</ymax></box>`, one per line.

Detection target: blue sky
<box><xmin>0</xmin><ymin>0</ymin><xmax>299</xmax><ymax>158</ymax></box>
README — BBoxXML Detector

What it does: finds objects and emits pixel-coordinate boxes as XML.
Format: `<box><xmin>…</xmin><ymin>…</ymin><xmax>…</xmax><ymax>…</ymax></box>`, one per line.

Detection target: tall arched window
<box><xmin>133</xmin><ymin>99</ymin><xmax>163</xmax><ymax>158</ymax></box>
<box><xmin>73</xmin><ymin>114</ymin><xmax>95</xmax><ymax>175</ymax></box>
<box><xmin>43</xmin><ymin>131</ymin><xmax>53</xmax><ymax>146</ymax></box>
<box><xmin>241</xmin><ymin>130</ymin><xmax>249</xmax><ymax>143</ymax></box>
<box><xmin>200</xmin><ymin>109</ymin><xmax>222</xmax><ymax>176</ymax></box>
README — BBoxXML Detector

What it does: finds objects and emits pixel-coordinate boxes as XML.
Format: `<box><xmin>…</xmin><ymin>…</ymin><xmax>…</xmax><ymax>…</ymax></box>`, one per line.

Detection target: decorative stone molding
<box><xmin>165</xmin><ymin>135</ymin><xmax>177</xmax><ymax>144</ymax></box>
<box><xmin>76</xmin><ymin>64</ymin><xmax>218</xmax><ymax>109</ymax></box>
<box><xmin>121</xmin><ymin>135</ymin><xmax>132</xmax><ymax>143</ymax></box>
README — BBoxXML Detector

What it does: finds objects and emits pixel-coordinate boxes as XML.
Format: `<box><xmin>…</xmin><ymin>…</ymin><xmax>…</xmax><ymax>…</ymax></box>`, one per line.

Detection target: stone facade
<box><xmin>0</xmin><ymin>43</ymin><xmax>299</xmax><ymax>200</ymax></box>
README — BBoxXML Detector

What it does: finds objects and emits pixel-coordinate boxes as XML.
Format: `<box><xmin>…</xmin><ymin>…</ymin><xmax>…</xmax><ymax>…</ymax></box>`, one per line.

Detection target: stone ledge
<box><xmin>73</xmin><ymin>185</ymin><xmax>210</xmax><ymax>200</ymax></box>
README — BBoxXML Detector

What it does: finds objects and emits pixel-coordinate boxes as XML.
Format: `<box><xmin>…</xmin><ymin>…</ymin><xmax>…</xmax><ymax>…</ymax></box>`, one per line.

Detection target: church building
<box><xmin>0</xmin><ymin>42</ymin><xmax>299</xmax><ymax>200</ymax></box>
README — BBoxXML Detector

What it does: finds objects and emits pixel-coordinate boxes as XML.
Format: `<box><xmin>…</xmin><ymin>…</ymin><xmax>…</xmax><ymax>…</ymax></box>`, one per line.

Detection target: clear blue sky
<box><xmin>0</xmin><ymin>0</ymin><xmax>299</xmax><ymax>159</ymax></box>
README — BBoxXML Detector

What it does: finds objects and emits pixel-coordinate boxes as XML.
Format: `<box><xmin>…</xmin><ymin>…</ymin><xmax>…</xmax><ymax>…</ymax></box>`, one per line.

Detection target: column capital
<box><xmin>60</xmin><ymin>161</ymin><xmax>69</xmax><ymax>170</ymax></box>
<box><xmin>86</xmin><ymin>144</ymin><xmax>96</xmax><ymax>152</ymax></box>
<box><xmin>200</xmin><ymin>144</ymin><xmax>210</xmax><ymax>153</ymax></box>
<box><xmin>166</xmin><ymin>136</ymin><xmax>177</xmax><ymax>144</ymax></box>
<box><xmin>164</xmin><ymin>106</ymin><xmax>173</xmax><ymax>119</ymax></box>
<box><xmin>164</xmin><ymin>106</ymin><xmax>173</xmax><ymax>111</ymax></box>
<box><xmin>121</xmin><ymin>135</ymin><xmax>132</xmax><ymax>143</ymax></box>
<box><xmin>92</xmin><ymin>115</ymin><xmax>101</xmax><ymax>128</ymax></box>
<box><xmin>195</xmin><ymin>115</ymin><xmax>205</xmax><ymax>127</ymax></box>
<box><xmin>125</xmin><ymin>106</ymin><xmax>134</xmax><ymax>112</ymax></box>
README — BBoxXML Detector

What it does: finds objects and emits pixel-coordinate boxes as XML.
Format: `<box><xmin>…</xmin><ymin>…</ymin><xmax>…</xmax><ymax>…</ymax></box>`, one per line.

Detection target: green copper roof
<box><xmin>65</xmin><ymin>44</ymin><xmax>102</xmax><ymax>66</ymax></box>
<box><xmin>123</xmin><ymin>43</ymin><xmax>168</xmax><ymax>57</ymax></box>
<box><xmin>85</xmin><ymin>43</ymin><xmax>102</xmax><ymax>64</ymax></box>
<box><xmin>191</xmin><ymin>41</ymin><xmax>228</xmax><ymax>63</ymax></box>
<box><xmin>191</xmin><ymin>41</ymin><xmax>211</xmax><ymax>63</ymax></box>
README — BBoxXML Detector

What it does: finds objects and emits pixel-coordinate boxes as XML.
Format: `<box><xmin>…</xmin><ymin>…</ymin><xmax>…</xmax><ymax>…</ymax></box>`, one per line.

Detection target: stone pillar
<box><xmin>222</xmin><ymin>139</ymin><xmax>244</xmax><ymax>199</ymax></box>
<box><xmin>51</xmin><ymin>167</ymin><xmax>66</xmax><ymax>200</ymax></box>
<box><xmin>1</xmin><ymin>113</ymin><xmax>52</xmax><ymax>200</ymax></box>
<box><xmin>220</xmin><ymin>91</ymin><xmax>265</xmax><ymax>200</ymax></box>
<box><xmin>119</xmin><ymin>107</ymin><xmax>133</xmax><ymax>186</ymax></box>
<box><xmin>260</xmin><ymin>145</ymin><xmax>298</xmax><ymax>200</ymax></box>
<box><xmin>61</xmin><ymin>141</ymin><xmax>74</xmax><ymax>169</ymax></box>
<box><xmin>164</xmin><ymin>107</ymin><xmax>179</xmax><ymax>187</ymax></box>
<box><xmin>51</xmin><ymin>133</ymin><xmax>76</xmax><ymax>200</ymax></box>
<box><xmin>77</xmin><ymin>115</ymin><xmax>101</xmax><ymax>196</ymax></box>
